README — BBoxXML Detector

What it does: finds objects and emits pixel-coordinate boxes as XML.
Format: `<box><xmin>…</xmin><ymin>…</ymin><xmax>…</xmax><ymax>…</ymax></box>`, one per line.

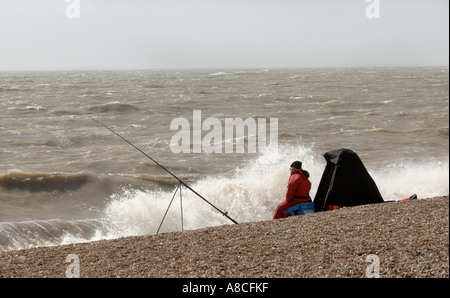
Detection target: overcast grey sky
<box><xmin>0</xmin><ymin>0</ymin><xmax>448</xmax><ymax>71</ymax></box>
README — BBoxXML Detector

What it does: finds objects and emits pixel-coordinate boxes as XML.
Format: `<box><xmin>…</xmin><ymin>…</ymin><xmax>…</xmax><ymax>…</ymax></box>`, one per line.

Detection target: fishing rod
<box><xmin>89</xmin><ymin>116</ymin><xmax>239</xmax><ymax>225</ymax></box>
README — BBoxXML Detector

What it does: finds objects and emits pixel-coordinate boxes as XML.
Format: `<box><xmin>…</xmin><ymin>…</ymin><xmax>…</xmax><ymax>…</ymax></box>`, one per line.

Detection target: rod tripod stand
<box><xmin>156</xmin><ymin>182</ymin><xmax>184</xmax><ymax>234</ymax></box>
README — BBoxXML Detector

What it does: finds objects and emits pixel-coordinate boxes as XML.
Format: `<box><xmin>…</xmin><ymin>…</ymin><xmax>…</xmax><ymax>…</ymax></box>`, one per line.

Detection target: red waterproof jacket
<box><xmin>286</xmin><ymin>170</ymin><xmax>311</xmax><ymax>203</ymax></box>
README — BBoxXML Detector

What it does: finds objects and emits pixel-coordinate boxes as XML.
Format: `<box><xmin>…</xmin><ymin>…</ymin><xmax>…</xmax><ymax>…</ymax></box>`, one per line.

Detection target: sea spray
<box><xmin>372</xmin><ymin>159</ymin><xmax>449</xmax><ymax>201</ymax></box>
<box><xmin>1</xmin><ymin>144</ymin><xmax>448</xmax><ymax>251</ymax></box>
<box><xmin>101</xmin><ymin>144</ymin><xmax>326</xmax><ymax>237</ymax></box>
<box><xmin>1</xmin><ymin>68</ymin><xmax>448</xmax><ymax>252</ymax></box>
<box><xmin>101</xmin><ymin>144</ymin><xmax>449</xmax><ymax>239</ymax></box>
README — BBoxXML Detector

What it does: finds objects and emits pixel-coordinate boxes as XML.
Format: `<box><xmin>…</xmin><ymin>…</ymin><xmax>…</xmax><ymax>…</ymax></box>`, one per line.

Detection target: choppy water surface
<box><xmin>1</xmin><ymin>67</ymin><xmax>448</xmax><ymax>250</ymax></box>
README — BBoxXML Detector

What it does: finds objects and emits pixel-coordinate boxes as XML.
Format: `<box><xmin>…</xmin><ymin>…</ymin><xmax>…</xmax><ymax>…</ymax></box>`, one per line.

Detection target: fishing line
<box><xmin>89</xmin><ymin>116</ymin><xmax>239</xmax><ymax>225</ymax></box>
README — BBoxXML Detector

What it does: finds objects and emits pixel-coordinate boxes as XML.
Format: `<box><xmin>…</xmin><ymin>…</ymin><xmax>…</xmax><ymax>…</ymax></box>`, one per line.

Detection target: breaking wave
<box><xmin>1</xmin><ymin>144</ymin><xmax>448</xmax><ymax>251</ymax></box>
<box><xmin>0</xmin><ymin>219</ymin><xmax>105</xmax><ymax>251</ymax></box>
<box><xmin>100</xmin><ymin>145</ymin><xmax>449</xmax><ymax>238</ymax></box>
<box><xmin>0</xmin><ymin>170</ymin><xmax>90</xmax><ymax>192</ymax></box>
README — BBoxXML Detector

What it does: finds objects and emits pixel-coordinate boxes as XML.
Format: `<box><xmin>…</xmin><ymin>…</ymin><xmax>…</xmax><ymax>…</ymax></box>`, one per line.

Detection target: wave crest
<box><xmin>0</xmin><ymin>170</ymin><xmax>90</xmax><ymax>192</ymax></box>
<box><xmin>88</xmin><ymin>102</ymin><xmax>140</xmax><ymax>114</ymax></box>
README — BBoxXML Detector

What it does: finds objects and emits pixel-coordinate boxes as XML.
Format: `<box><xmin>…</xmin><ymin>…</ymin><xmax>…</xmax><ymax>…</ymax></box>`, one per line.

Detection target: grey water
<box><xmin>1</xmin><ymin>67</ymin><xmax>448</xmax><ymax>251</ymax></box>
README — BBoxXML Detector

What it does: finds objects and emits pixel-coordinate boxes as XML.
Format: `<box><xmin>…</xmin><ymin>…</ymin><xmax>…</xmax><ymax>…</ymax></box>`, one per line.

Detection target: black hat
<box><xmin>290</xmin><ymin>161</ymin><xmax>302</xmax><ymax>169</ymax></box>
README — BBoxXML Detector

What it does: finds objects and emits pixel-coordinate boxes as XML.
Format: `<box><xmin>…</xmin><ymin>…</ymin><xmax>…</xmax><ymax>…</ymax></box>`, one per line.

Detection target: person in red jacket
<box><xmin>273</xmin><ymin>161</ymin><xmax>312</xmax><ymax>219</ymax></box>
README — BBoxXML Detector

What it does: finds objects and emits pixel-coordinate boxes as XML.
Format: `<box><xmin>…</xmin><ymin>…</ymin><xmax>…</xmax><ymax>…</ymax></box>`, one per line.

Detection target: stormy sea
<box><xmin>1</xmin><ymin>67</ymin><xmax>448</xmax><ymax>251</ymax></box>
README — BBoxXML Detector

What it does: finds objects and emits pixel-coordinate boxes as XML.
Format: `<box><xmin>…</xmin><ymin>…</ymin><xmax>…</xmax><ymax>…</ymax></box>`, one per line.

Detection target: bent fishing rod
<box><xmin>89</xmin><ymin>116</ymin><xmax>239</xmax><ymax>225</ymax></box>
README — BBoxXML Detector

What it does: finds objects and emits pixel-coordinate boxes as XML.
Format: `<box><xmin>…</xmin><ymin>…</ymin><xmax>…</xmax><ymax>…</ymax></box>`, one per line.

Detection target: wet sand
<box><xmin>0</xmin><ymin>196</ymin><xmax>448</xmax><ymax>278</ymax></box>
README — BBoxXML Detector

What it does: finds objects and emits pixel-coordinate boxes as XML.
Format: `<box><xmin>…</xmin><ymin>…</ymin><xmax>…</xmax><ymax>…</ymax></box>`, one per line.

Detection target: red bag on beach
<box><xmin>326</xmin><ymin>205</ymin><xmax>342</xmax><ymax>211</ymax></box>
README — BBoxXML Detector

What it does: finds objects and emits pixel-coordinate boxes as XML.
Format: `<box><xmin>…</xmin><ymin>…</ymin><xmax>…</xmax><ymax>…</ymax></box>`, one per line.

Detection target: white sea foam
<box><xmin>1</xmin><ymin>68</ymin><xmax>448</xmax><ymax>251</ymax></box>
<box><xmin>1</xmin><ymin>144</ymin><xmax>448</xmax><ymax>251</ymax></box>
<box><xmin>100</xmin><ymin>144</ymin><xmax>449</xmax><ymax>239</ymax></box>
<box><xmin>372</xmin><ymin>160</ymin><xmax>449</xmax><ymax>201</ymax></box>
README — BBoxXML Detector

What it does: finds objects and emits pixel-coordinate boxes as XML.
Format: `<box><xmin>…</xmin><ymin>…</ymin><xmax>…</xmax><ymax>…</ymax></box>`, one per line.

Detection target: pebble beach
<box><xmin>0</xmin><ymin>196</ymin><xmax>448</xmax><ymax>278</ymax></box>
